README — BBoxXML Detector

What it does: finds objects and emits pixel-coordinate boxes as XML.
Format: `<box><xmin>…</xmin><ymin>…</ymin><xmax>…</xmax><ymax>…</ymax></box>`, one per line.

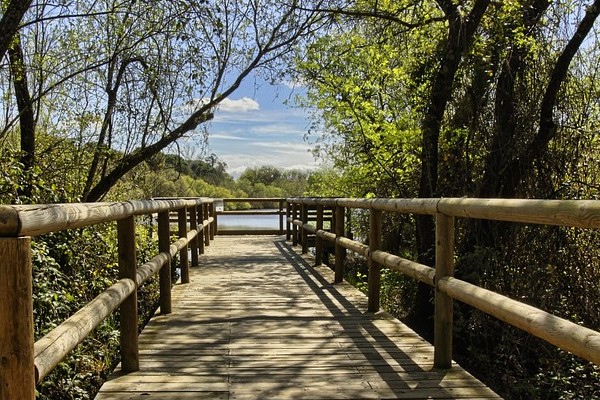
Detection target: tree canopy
<box><xmin>0</xmin><ymin>0</ymin><xmax>328</xmax><ymax>201</ymax></box>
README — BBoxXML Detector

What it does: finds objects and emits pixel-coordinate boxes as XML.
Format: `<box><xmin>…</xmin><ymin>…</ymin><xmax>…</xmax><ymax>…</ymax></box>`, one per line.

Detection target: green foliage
<box><xmin>0</xmin><ymin>146</ymin><xmax>68</xmax><ymax>203</ymax></box>
<box><xmin>297</xmin><ymin>10</ymin><xmax>429</xmax><ymax>199</ymax></box>
<box><xmin>298</xmin><ymin>1</ymin><xmax>600</xmax><ymax>398</ymax></box>
<box><xmin>237</xmin><ymin>166</ymin><xmax>310</xmax><ymax>200</ymax></box>
<box><xmin>26</xmin><ymin>214</ymin><xmax>163</xmax><ymax>399</ymax></box>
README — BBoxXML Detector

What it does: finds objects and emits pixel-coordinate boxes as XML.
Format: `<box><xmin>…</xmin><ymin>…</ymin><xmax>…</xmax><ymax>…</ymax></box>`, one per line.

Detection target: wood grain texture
<box><xmin>0</xmin><ymin>237</ymin><xmax>34</xmax><ymax>400</ymax></box>
<box><xmin>95</xmin><ymin>236</ymin><xmax>500</xmax><ymax>400</ymax></box>
<box><xmin>287</xmin><ymin>197</ymin><xmax>600</xmax><ymax>228</ymax></box>
<box><xmin>0</xmin><ymin>199</ymin><xmax>212</xmax><ymax>237</ymax></box>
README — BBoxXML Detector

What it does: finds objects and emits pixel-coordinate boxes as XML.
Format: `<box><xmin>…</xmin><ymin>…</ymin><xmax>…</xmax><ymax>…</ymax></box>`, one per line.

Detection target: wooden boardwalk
<box><xmin>95</xmin><ymin>236</ymin><xmax>501</xmax><ymax>399</ymax></box>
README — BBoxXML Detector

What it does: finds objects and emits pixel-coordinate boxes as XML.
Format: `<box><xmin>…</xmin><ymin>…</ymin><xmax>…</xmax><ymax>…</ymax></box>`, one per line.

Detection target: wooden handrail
<box><xmin>0</xmin><ymin>198</ymin><xmax>214</xmax><ymax>237</ymax></box>
<box><xmin>288</xmin><ymin>197</ymin><xmax>600</xmax><ymax>228</ymax></box>
<box><xmin>0</xmin><ymin>197</ymin><xmax>217</xmax><ymax>400</ymax></box>
<box><xmin>287</xmin><ymin>197</ymin><xmax>600</xmax><ymax>368</ymax></box>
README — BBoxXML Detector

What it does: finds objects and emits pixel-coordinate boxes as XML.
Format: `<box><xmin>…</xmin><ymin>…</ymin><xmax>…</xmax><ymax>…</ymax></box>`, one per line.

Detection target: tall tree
<box><xmin>0</xmin><ymin>0</ymin><xmax>328</xmax><ymax>201</ymax></box>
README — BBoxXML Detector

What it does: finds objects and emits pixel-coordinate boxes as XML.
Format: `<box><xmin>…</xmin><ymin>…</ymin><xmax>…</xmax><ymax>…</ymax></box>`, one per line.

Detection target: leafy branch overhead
<box><xmin>0</xmin><ymin>0</ymin><xmax>328</xmax><ymax>201</ymax></box>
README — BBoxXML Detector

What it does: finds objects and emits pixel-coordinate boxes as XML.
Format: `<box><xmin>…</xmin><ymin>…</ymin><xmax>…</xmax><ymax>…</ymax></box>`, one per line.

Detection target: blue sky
<box><xmin>201</xmin><ymin>77</ymin><xmax>319</xmax><ymax>177</ymax></box>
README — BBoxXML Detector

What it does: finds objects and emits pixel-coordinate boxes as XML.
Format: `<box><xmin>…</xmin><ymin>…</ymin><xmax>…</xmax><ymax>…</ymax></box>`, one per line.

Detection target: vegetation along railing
<box><xmin>0</xmin><ymin>198</ymin><xmax>217</xmax><ymax>400</ymax></box>
<box><xmin>286</xmin><ymin>197</ymin><xmax>600</xmax><ymax>370</ymax></box>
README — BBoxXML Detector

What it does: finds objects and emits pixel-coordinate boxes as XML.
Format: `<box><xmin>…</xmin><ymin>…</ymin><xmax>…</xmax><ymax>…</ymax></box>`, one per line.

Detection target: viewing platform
<box><xmin>95</xmin><ymin>235</ymin><xmax>500</xmax><ymax>399</ymax></box>
<box><xmin>1</xmin><ymin>197</ymin><xmax>598</xmax><ymax>399</ymax></box>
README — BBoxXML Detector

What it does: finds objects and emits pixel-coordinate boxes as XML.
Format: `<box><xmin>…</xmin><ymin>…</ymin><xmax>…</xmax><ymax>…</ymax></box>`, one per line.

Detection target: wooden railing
<box><xmin>2</xmin><ymin>196</ymin><xmax>598</xmax><ymax>398</ymax></box>
<box><xmin>0</xmin><ymin>198</ymin><xmax>217</xmax><ymax>400</ymax></box>
<box><xmin>216</xmin><ymin>197</ymin><xmax>286</xmax><ymax>235</ymax></box>
<box><xmin>286</xmin><ymin>197</ymin><xmax>600</xmax><ymax>369</ymax></box>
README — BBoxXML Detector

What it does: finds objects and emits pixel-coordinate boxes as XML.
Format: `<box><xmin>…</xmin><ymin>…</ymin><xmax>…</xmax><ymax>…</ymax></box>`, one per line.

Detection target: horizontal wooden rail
<box><xmin>437</xmin><ymin>276</ymin><xmax>600</xmax><ymax>365</ymax></box>
<box><xmin>287</xmin><ymin>196</ymin><xmax>600</xmax><ymax>370</ymax></box>
<box><xmin>292</xmin><ymin>218</ymin><xmax>435</xmax><ymax>286</ymax></box>
<box><xmin>0</xmin><ymin>198</ymin><xmax>213</xmax><ymax>237</ymax></box>
<box><xmin>220</xmin><ymin>210</ymin><xmax>282</xmax><ymax>215</ymax></box>
<box><xmin>221</xmin><ymin>197</ymin><xmax>285</xmax><ymax>203</ymax></box>
<box><xmin>34</xmin><ymin>279</ymin><xmax>136</xmax><ymax>383</ymax></box>
<box><xmin>0</xmin><ymin>197</ymin><xmax>217</xmax><ymax>400</ymax></box>
<box><xmin>288</xmin><ymin>197</ymin><xmax>600</xmax><ymax>228</ymax></box>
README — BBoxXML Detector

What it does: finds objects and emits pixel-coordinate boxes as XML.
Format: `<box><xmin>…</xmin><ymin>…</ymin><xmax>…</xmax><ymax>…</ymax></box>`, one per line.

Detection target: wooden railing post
<box><xmin>0</xmin><ymin>237</ymin><xmax>35</xmax><ymax>400</ymax></box>
<box><xmin>198</xmin><ymin>204</ymin><xmax>206</xmax><ymax>254</ymax></box>
<box><xmin>178</xmin><ymin>207</ymin><xmax>189</xmax><ymax>284</ymax></box>
<box><xmin>368</xmin><ymin>209</ymin><xmax>382</xmax><ymax>312</ymax></box>
<box><xmin>301</xmin><ymin>203</ymin><xmax>309</xmax><ymax>254</ymax></box>
<box><xmin>286</xmin><ymin>201</ymin><xmax>291</xmax><ymax>240</ymax></box>
<box><xmin>292</xmin><ymin>202</ymin><xmax>298</xmax><ymax>246</ymax></box>
<box><xmin>334</xmin><ymin>205</ymin><xmax>345</xmax><ymax>283</ymax></box>
<box><xmin>157</xmin><ymin>211</ymin><xmax>172</xmax><ymax>314</ymax></box>
<box><xmin>279</xmin><ymin>200</ymin><xmax>284</xmax><ymax>235</ymax></box>
<box><xmin>434</xmin><ymin>212</ymin><xmax>455</xmax><ymax>369</ymax></box>
<box><xmin>117</xmin><ymin>216</ymin><xmax>139</xmax><ymax>372</ymax></box>
<box><xmin>209</xmin><ymin>202</ymin><xmax>216</xmax><ymax>240</ymax></box>
<box><xmin>189</xmin><ymin>206</ymin><xmax>199</xmax><ymax>266</ymax></box>
<box><xmin>315</xmin><ymin>204</ymin><xmax>324</xmax><ymax>266</ymax></box>
<box><xmin>202</xmin><ymin>203</ymin><xmax>210</xmax><ymax>247</ymax></box>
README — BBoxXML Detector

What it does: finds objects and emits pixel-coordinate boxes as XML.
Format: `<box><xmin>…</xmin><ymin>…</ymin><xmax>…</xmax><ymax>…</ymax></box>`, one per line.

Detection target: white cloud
<box><xmin>177</xmin><ymin>97</ymin><xmax>260</xmax><ymax>115</ymax></box>
<box><xmin>210</xmin><ymin>133</ymin><xmax>251</xmax><ymax>141</ymax></box>
<box><xmin>217</xmin><ymin>97</ymin><xmax>260</xmax><ymax>113</ymax></box>
<box><xmin>253</xmin><ymin>141</ymin><xmax>310</xmax><ymax>152</ymax></box>
<box><xmin>249</xmin><ymin>123</ymin><xmax>307</xmax><ymax>136</ymax></box>
<box><xmin>218</xmin><ymin>141</ymin><xmax>317</xmax><ymax>175</ymax></box>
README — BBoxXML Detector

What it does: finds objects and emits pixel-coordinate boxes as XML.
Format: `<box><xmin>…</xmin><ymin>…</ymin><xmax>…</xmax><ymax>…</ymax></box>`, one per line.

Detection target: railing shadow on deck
<box><xmin>273</xmin><ymin>238</ymin><xmax>455</xmax><ymax>396</ymax></box>
<box><xmin>286</xmin><ymin>197</ymin><xmax>600</xmax><ymax>373</ymax></box>
<box><xmin>134</xmin><ymin>234</ymin><xmax>462</xmax><ymax>398</ymax></box>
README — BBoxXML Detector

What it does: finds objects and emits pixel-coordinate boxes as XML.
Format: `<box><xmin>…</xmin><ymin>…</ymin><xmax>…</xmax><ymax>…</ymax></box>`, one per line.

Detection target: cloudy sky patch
<box><xmin>217</xmin><ymin>97</ymin><xmax>260</xmax><ymax>113</ymax></box>
<box><xmin>197</xmin><ymin>76</ymin><xmax>319</xmax><ymax>176</ymax></box>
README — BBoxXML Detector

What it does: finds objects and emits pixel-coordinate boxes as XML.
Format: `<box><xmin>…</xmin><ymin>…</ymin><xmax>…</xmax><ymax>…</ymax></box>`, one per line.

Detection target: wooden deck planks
<box><xmin>95</xmin><ymin>235</ymin><xmax>501</xmax><ymax>400</ymax></box>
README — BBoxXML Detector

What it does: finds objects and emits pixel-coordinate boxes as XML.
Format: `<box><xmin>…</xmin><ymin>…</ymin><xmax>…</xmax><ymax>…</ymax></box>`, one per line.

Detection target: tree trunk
<box><xmin>411</xmin><ymin>0</ymin><xmax>490</xmax><ymax>334</ymax></box>
<box><xmin>8</xmin><ymin>32</ymin><xmax>36</xmax><ymax>199</ymax></box>
<box><xmin>84</xmin><ymin>111</ymin><xmax>213</xmax><ymax>202</ymax></box>
<box><xmin>503</xmin><ymin>0</ymin><xmax>600</xmax><ymax>194</ymax></box>
<box><xmin>472</xmin><ymin>0</ymin><xmax>550</xmax><ymax>249</ymax></box>
<box><xmin>0</xmin><ymin>0</ymin><xmax>33</xmax><ymax>61</ymax></box>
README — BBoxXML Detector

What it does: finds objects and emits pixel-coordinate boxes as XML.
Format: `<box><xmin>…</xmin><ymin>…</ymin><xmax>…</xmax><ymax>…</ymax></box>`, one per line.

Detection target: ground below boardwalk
<box><xmin>95</xmin><ymin>235</ymin><xmax>501</xmax><ymax>400</ymax></box>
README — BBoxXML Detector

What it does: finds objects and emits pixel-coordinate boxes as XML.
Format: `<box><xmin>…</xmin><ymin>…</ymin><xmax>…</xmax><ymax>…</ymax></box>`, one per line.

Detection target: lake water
<box><xmin>218</xmin><ymin>211</ymin><xmax>281</xmax><ymax>230</ymax></box>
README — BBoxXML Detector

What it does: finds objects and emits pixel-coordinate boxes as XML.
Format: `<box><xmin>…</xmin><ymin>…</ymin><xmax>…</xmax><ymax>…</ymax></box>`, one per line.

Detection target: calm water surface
<box><xmin>218</xmin><ymin>211</ymin><xmax>281</xmax><ymax>230</ymax></box>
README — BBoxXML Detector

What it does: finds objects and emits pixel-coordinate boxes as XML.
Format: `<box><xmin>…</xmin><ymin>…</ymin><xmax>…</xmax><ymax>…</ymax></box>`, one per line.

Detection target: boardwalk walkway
<box><xmin>95</xmin><ymin>236</ymin><xmax>501</xmax><ymax>399</ymax></box>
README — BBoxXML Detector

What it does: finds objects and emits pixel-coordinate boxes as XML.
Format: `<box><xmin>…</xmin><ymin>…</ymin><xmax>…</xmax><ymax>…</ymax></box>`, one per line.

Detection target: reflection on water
<box><xmin>218</xmin><ymin>211</ymin><xmax>281</xmax><ymax>230</ymax></box>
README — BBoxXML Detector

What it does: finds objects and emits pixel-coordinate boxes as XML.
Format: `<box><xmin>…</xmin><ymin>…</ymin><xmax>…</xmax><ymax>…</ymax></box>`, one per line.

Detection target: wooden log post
<box><xmin>189</xmin><ymin>206</ymin><xmax>199</xmax><ymax>267</ymax></box>
<box><xmin>368</xmin><ymin>209</ymin><xmax>382</xmax><ymax>312</ymax></box>
<box><xmin>279</xmin><ymin>200</ymin><xmax>284</xmax><ymax>235</ymax></box>
<box><xmin>301</xmin><ymin>204</ymin><xmax>309</xmax><ymax>254</ymax></box>
<box><xmin>286</xmin><ymin>201</ymin><xmax>291</xmax><ymax>240</ymax></box>
<box><xmin>434</xmin><ymin>212</ymin><xmax>455</xmax><ymax>369</ymax></box>
<box><xmin>315</xmin><ymin>205</ymin><xmax>324</xmax><ymax>266</ymax></box>
<box><xmin>157</xmin><ymin>211</ymin><xmax>172</xmax><ymax>314</ymax></box>
<box><xmin>0</xmin><ymin>237</ymin><xmax>35</xmax><ymax>400</ymax></box>
<box><xmin>334</xmin><ymin>205</ymin><xmax>345</xmax><ymax>284</ymax></box>
<box><xmin>178</xmin><ymin>207</ymin><xmax>189</xmax><ymax>284</ymax></box>
<box><xmin>203</xmin><ymin>203</ymin><xmax>210</xmax><ymax>247</ymax></box>
<box><xmin>292</xmin><ymin>203</ymin><xmax>299</xmax><ymax>246</ymax></box>
<box><xmin>209</xmin><ymin>202</ymin><xmax>216</xmax><ymax>240</ymax></box>
<box><xmin>198</xmin><ymin>205</ymin><xmax>205</xmax><ymax>255</ymax></box>
<box><xmin>117</xmin><ymin>216</ymin><xmax>139</xmax><ymax>372</ymax></box>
